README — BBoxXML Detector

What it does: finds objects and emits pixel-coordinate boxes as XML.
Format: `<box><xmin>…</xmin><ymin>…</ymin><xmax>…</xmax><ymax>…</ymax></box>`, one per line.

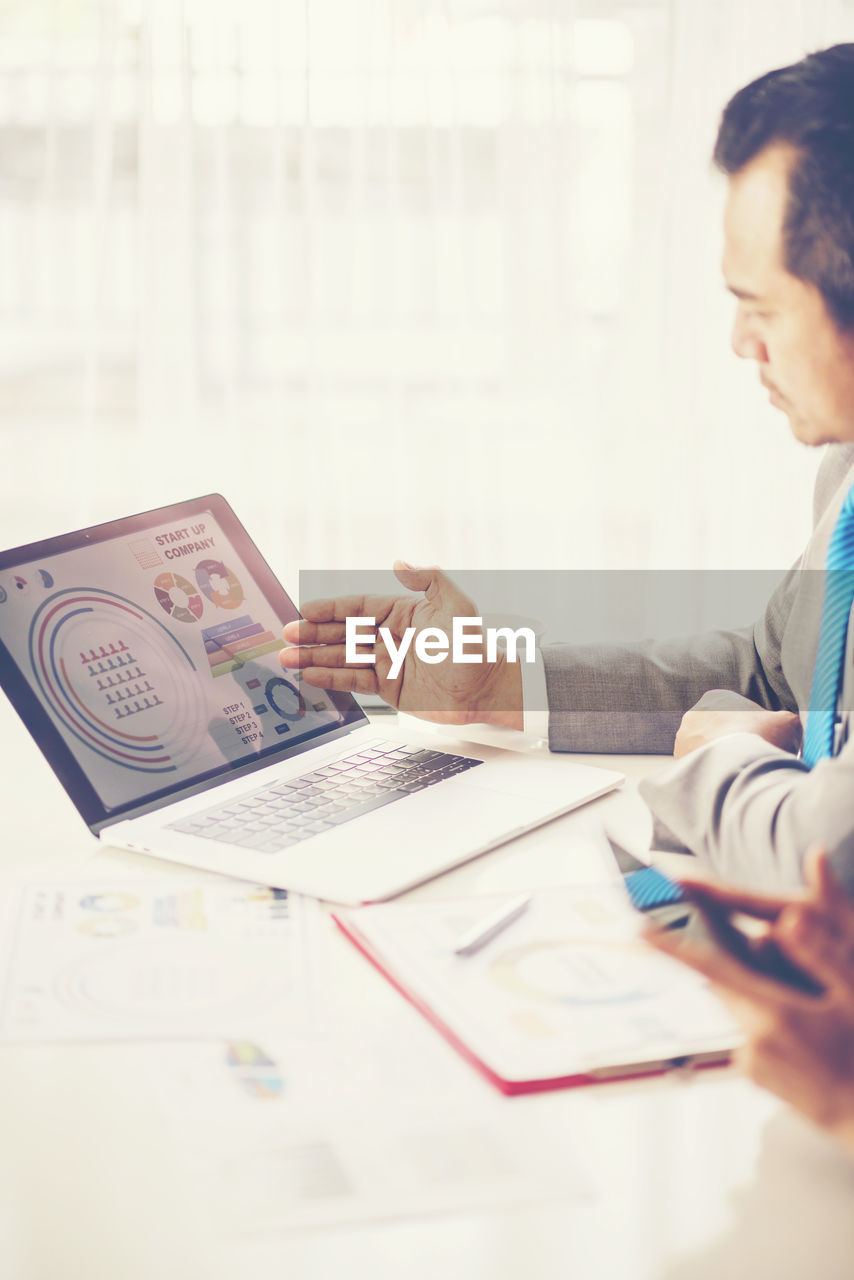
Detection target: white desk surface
<box><xmin>1</xmin><ymin>699</ymin><xmax>853</xmax><ymax>1280</ymax></box>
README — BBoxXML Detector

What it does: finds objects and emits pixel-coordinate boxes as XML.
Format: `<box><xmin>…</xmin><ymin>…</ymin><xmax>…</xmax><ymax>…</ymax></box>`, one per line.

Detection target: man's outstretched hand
<box><xmin>280</xmin><ymin>562</ymin><xmax>523</xmax><ymax>730</ymax></box>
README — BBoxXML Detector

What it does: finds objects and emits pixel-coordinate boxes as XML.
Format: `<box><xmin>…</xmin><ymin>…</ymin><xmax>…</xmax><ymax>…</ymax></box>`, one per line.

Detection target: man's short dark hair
<box><xmin>714</xmin><ymin>43</ymin><xmax>854</xmax><ymax>330</ymax></box>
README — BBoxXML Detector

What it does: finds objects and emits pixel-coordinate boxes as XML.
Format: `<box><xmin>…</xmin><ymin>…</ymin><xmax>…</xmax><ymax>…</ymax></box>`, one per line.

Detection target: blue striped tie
<box><xmin>803</xmin><ymin>482</ymin><xmax>854</xmax><ymax>766</ymax></box>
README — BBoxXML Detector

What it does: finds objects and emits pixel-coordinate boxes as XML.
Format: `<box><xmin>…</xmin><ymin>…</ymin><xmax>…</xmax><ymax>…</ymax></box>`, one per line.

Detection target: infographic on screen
<box><xmin>0</xmin><ymin>511</ymin><xmax>342</xmax><ymax>811</ymax></box>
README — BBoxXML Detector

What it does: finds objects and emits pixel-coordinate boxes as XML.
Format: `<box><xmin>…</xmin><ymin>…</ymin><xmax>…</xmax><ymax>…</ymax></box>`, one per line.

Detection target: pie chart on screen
<box><xmin>153</xmin><ymin>571</ymin><xmax>204</xmax><ymax>624</ymax></box>
<box><xmin>195</xmin><ymin>558</ymin><xmax>245</xmax><ymax>610</ymax></box>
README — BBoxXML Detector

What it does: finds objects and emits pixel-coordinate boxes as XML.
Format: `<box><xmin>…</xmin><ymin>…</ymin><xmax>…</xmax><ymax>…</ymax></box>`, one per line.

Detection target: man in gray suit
<box><xmin>281</xmin><ymin>46</ymin><xmax>854</xmax><ymax>892</ymax></box>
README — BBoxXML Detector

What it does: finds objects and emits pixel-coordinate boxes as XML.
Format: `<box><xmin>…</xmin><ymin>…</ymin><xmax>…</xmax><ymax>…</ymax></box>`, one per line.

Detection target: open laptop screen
<box><xmin>0</xmin><ymin>495</ymin><xmax>364</xmax><ymax>832</ymax></box>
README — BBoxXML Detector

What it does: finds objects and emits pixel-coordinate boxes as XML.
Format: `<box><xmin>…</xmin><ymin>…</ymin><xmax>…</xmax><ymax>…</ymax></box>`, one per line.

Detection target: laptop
<box><xmin>0</xmin><ymin>495</ymin><xmax>623</xmax><ymax>904</ymax></box>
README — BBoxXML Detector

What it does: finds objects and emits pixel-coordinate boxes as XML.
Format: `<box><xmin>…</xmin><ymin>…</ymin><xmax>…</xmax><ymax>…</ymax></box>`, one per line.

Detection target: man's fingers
<box><xmin>775</xmin><ymin>903</ymin><xmax>854</xmax><ymax>999</ymax></box>
<box><xmin>392</xmin><ymin>562</ymin><xmax>476</xmax><ymax>617</ymax></box>
<box><xmin>297</xmin><ymin>666</ymin><xmax>378</xmax><ymax>695</ymax></box>
<box><xmin>676</xmin><ymin>875</ymin><xmax>788</xmax><ymax>922</ymax></box>
<box><xmin>290</xmin><ymin>567</ymin><xmax>476</xmax><ymax>643</ymax></box>
<box><xmin>295</xmin><ymin>593</ymin><xmax>400</xmax><ymax>626</ymax></box>
<box><xmin>281</xmin><ymin>643</ymin><xmax>354</xmax><ymax>670</ymax></box>
<box><xmin>282</xmin><ymin>619</ymin><xmax>346</xmax><ymax>645</ymax></box>
<box><xmin>392</xmin><ymin>561</ymin><xmax>436</xmax><ymax>593</ymax></box>
<box><xmin>802</xmin><ymin>845</ymin><xmax>839</xmax><ymax>908</ymax></box>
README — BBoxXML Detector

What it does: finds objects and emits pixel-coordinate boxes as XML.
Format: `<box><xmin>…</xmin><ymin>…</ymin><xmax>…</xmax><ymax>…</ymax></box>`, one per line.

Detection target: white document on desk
<box><xmin>334</xmin><ymin>883</ymin><xmax>740</xmax><ymax>1093</ymax></box>
<box><xmin>148</xmin><ymin>1016</ymin><xmax>592</xmax><ymax>1233</ymax></box>
<box><xmin>0</xmin><ymin>879</ymin><xmax>305</xmax><ymax>1043</ymax></box>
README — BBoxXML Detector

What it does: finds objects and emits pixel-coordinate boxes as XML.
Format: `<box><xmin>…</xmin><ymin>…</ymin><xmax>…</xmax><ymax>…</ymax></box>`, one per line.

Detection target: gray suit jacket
<box><xmin>542</xmin><ymin>443</ymin><xmax>854</xmax><ymax>890</ymax></box>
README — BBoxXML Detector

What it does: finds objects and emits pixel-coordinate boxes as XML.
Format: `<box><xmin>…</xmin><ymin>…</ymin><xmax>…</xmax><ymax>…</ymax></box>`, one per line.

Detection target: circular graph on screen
<box><xmin>195</xmin><ymin>559</ymin><xmax>244</xmax><ymax>610</ymax></box>
<box><xmin>153</xmin><ymin>571</ymin><xmax>204</xmax><ymax>623</ymax></box>
<box><xmin>28</xmin><ymin>588</ymin><xmax>208</xmax><ymax>774</ymax></box>
<box><xmin>489</xmin><ymin>938</ymin><xmax>665</xmax><ymax>1007</ymax></box>
<box><xmin>265</xmin><ymin>676</ymin><xmax>306</xmax><ymax>722</ymax></box>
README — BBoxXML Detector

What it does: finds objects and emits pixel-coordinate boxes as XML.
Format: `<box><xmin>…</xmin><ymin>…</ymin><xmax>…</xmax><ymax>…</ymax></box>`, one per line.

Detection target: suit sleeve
<box><xmin>635</xmin><ymin>444</ymin><xmax>854</xmax><ymax>889</ymax></box>
<box><xmin>541</xmin><ymin>445</ymin><xmax>854</xmax><ymax>756</ymax></box>
<box><xmin>638</xmin><ymin>732</ymin><xmax>854</xmax><ymax>892</ymax></box>
<box><xmin>541</xmin><ymin>577</ymin><xmax>798</xmax><ymax>754</ymax></box>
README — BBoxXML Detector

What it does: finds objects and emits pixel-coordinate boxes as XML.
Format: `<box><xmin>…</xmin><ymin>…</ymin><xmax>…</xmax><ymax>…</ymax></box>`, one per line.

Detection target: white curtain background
<box><xmin>1</xmin><ymin>0</ymin><xmax>853</xmax><ymax>588</ymax></box>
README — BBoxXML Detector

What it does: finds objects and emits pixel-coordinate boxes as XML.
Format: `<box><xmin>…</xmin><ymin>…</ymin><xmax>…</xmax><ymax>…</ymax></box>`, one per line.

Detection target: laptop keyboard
<box><xmin>167</xmin><ymin>739</ymin><xmax>484</xmax><ymax>854</ymax></box>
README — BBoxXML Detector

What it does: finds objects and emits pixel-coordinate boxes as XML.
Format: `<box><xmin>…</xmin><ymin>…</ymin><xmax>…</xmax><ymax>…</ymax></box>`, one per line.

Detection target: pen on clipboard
<box><xmin>452</xmin><ymin>894</ymin><xmax>532</xmax><ymax>957</ymax></box>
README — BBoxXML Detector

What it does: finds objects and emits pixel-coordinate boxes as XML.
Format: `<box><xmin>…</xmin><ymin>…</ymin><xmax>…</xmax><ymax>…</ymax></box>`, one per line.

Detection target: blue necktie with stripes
<box><xmin>802</xmin><ymin>482</ymin><xmax>854</xmax><ymax>766</ymax></box>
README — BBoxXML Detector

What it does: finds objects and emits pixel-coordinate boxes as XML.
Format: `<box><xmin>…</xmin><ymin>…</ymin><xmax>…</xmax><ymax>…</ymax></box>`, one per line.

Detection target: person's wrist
<box><xmin>470</xmin><ymin>653</ymin><xmax>523</xmax><ymax>731</ymax></box>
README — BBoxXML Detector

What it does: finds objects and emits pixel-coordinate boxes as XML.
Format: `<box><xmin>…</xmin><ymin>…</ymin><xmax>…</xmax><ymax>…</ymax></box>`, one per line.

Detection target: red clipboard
<box><xmin>333</xmin><ymin>892</ymin><xmax>734</xmax><ymax>1096</ymax></box>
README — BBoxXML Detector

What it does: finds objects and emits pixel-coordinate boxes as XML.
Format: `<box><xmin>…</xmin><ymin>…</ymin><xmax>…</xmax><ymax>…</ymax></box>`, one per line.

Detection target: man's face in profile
<box><xmin>722</xmin><ymin>142</ymin><xmax>854</xmax><ymax>446</ymax></box>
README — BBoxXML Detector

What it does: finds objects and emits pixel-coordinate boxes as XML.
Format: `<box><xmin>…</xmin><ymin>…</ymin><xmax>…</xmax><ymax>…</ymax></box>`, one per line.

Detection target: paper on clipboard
<box><xmin>334</xmin><ymin>882</ymin><xmax>740</xmax><ymax>1094</ymax></box>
